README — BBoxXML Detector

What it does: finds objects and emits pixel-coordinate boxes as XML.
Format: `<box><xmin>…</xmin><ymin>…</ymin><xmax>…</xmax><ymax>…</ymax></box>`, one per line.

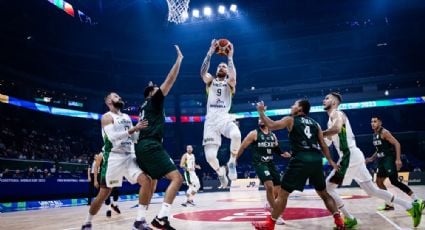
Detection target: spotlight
<box><xmin>218</xmin><ymin>5</ymin><xmax>226</xmax><ymax>14</ymax></box>
<box><xmin>384</xmin><ymin>90</ymin><xmax>389</xmax><ymax>96</ymax></box>
<box><xmin>230</xmin><ymin>4</ymin><xmax>237</xmax><ymax>12</ymax></box>
<box><xmin>192</xmin><ymin>9</ymin><xmax>200</xmax><ymax>18</ymax></box>
<box><xmin>203</xmin><ymin>7</ymin><xmax>212</xmax><ymax>16</ymax></box>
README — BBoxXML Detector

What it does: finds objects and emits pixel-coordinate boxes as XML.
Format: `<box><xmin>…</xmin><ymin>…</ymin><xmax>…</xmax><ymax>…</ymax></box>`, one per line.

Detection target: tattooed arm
<box><xmin>200</xmin><ymin>39</ymin><xmax>217</xmax><ymax>85</ymax></box>
<box><xmin>227</xmin><ymin>42</ymin><xmax>236</xmax><ymax>90</ymax></box>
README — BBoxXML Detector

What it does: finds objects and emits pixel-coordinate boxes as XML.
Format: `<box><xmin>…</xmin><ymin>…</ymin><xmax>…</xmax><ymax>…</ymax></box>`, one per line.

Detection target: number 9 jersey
<box><xmin>206</xmin><ymin>78</ymin><xmax>233</xmax><ymax>118</ymax></box>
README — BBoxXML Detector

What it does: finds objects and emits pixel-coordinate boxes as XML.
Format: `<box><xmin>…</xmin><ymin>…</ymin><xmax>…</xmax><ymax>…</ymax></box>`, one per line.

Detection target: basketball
<box><xmin>215</xmin><ymin>38</ymin><xmax>231</xmax><ymax>56</ymax></box>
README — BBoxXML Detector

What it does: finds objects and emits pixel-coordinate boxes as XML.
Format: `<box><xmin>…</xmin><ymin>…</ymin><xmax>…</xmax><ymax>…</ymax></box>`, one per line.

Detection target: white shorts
<box><xmin>184</xmin><ymin>170</ymin><xmax>200</xmax><ymax>193</ymax></box>
<box><xmin>327</xmin><ymin>163</ymin><xmax>372</xmax><ymax>186</ymax></box>
<box><xmin>105</xmin><ymin>152</ymin><xmax>142</xmax><ymax>188</ymax></box>
<box><xmin>203</xmin><ymin>113</ymin><xmax>237</xmax><ymax>146</ymax></box>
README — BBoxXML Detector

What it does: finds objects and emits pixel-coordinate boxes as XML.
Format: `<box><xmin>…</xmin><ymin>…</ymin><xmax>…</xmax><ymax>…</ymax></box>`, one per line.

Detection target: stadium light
<box><xmin>230</xmin><ymin>4</ymin><xmax>237</xmax><ymax>12</ymax></box>
<box><xmin>192</xmin><ymin>9</ymin><xmax>200</xmax><ymax>18</ymax></box>
<box><xmin>218</xmin><ymin>5</ymin><xmax>226</xmax><ymax>14</ymax></box>
<box><xmin>181</xmin><ymin>11</ymin><xmax>189</xmax><ymax>21</ymax></box>
<box><xmin>203</xmin><ymin>7</ymin><xmax>212</xmax><ymax>16</ymax></box>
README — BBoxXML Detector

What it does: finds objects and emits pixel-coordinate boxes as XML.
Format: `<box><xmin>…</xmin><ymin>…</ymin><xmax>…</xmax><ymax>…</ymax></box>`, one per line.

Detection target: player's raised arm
<box><xmin>200</xmin><ymin>39</ymin><xmax>217</xmax><ymax>85</ymax></box>
<box><xmin>160</xmin><ymin>45</ymin><xmax>184</xmax><ymax>96</ymax></box>
<box><xmin>236</xmin><ymin>130</ymin><xmax>257</xmax><ymax>159</ymax></box>
<box><xmin>227</xmin><ymin>42</ymin><xmax>236</xmax><ymax>89</ymax></box>
<box><xmin>257</xmin><ymin>101</ymin><xmax>294</xmax><ymax>131</ymax></box>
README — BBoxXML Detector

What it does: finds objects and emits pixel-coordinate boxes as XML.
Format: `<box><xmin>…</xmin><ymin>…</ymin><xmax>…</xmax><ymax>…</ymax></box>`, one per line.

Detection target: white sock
<box><xmin>393</xmin><ymin>196</ymin><xmax>412</xmax><ymax>210</ymax></box>
<box><xmin>411</xmin><ymin>193</ymin><xmax>418</xmax><ymax>201</ymax></box>
<box><xmin>385</xmin><ymin>201</ymin><xmax>394</xmax><ymax>206</ymax></box>
<box><xmin>136</xmin><ymin>204</ymin><xmax>148</xmax><ymax>221</ymax></box>
<box><xmin>108</xmin><ymin>204</ymin><xmax>111</xmax><ymax>211</ymax></box>
<box><xmin>85</xmin><ymin>213</ymin><xmax>94</xmax><ymax>224</ymax></box>
<box><xmin>339</xmin><ymin>205</ymin><xmax>354</xmax><ymax>219</ymax></box>
<box><xmin>158</xmin><ymin>202</ymin><xmax>171</xmax><ymax>218</ymax></box>
<box><xmin>217</xmin><ymin>166</ymin><xmax>225</xmax><ymax>177</ymax></box>
<box><xmin>229</xmin><ymin>155</ymin><xmax>236</xmax><ymax>164</ymax></box>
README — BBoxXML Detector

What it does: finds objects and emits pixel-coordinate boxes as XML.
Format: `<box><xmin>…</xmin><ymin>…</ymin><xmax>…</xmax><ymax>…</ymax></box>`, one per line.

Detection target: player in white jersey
<box><xmin>322</xmin><ymin>92</ymin><xmax>424</xmax><ymax>228</ymax></box>
<box><xmin>200</xmin><ymin>39</ymin><xmax>241</xmax><ymax>188</ymax></box>
<box><xmin>82</xmin><ymin>92</ymin><xmax>151</xmax><ymax>230</ymax></box>
<box><xmin>180</xmin><ymin>145</ymin><xmax>201</xmax><ymax>206</ymax></box>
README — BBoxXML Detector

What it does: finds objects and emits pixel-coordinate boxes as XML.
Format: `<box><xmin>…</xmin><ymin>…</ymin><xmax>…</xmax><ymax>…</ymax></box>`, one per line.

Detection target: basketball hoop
<box><xmin>166</xmin><ymin>0</ymin><xmax>190</xmax><ymax>24</ymax></box>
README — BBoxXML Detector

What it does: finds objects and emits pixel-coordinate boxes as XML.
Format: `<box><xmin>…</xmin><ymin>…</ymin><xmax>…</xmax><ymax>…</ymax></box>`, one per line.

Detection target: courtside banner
<box><xmin>230</xmin><ymin>178</ymin><xmax>260</xmax><ymax>192</ymax></box>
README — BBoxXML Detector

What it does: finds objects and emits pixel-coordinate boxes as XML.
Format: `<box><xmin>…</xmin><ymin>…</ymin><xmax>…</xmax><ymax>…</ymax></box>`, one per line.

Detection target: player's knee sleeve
<box><xmin>359</xmin><ymin>181</ymin><xmax>392</xmax><ymax>202</ymax></box>
<box><xmin>204</xmin><ymin>144</ymin><xmax>220</xmax><ymax>170</ymax></box>
<box><xmin>229</xmin><ymin>128</ymin><xmax>241</xmax><ymax>153</ymax></box>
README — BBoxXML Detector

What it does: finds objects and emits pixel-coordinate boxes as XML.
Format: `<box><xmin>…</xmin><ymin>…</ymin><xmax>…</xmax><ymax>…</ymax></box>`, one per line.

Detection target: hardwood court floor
<box><xmin>1</xmin><ymin>186</ymin><xmax>424</xmax><ymax>230</ymax></box>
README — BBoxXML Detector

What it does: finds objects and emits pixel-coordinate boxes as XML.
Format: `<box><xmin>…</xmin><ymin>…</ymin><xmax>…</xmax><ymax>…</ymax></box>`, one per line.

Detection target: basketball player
<box><xmin>322</xmin><ymin>92</ymin><xmax>424</xmax><ymax>228</ymax></box>
<box><xmin>134</xmin><ymin>45</ymin><xmax>183</xmax><ymax>230</ymax></box>
<box><xmin>92</xmin><ymin>152</ymin><xmax>121</xmax><ymax>217</ymax></box>
<box><xmin>365</xmin><ymin>116</ymin><xmax>420</xmax><ymax>210</ymax></box>
<box><xmin>200</xmin><ymin>39</ymin><xmax>241</xmax><ymax>189</ymax></box>
<box><xmin>237</xmin><ymin>119</ymin><xmax>289</xmax><ymax>225</ymax></box>
<box><xmin>81</xmin><ymin>92</ymin><xmax>150</xmax><ymax>230</ymax></box>
<box><xmin>180</xmin><ymin>145</ymin><xmax>201</xmax><ymax>206</ymax></box>
<box><xmin>252</xmin><ymin>99</ymin><xmax>345</xmax><ymax>230</ymax></box>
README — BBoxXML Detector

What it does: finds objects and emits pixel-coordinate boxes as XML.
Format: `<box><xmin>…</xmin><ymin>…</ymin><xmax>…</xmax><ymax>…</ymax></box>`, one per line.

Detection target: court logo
<box><xmin>173</xmin><ymin>207</ymin><xmax>330</xmax><ymax>222</ymax></box>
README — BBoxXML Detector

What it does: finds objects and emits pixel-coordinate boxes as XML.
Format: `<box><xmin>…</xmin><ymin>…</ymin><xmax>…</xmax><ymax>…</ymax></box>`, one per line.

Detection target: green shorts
<box><xmin>329</xmin><ymin>148</ymin><xmax>351</xmax><ymax>185</ymax></box>
<box><xmin>253</xmin><ymin>162</ymin><xmax>281</xmax><ymax>186</ymax></box>
<box><xmin>281</xmin><ymin>152</ymin><xmax>325</xmax><ymax>193</ymax></box>
<box><xmin>135</xmin><ymin>139</ymin><xmax>177</xmax><ymax>180</ymax></box>
<box><xmin>377</xmin><ymin>157</ymin><xmax>397</xmax><ymax>178</ymax></box>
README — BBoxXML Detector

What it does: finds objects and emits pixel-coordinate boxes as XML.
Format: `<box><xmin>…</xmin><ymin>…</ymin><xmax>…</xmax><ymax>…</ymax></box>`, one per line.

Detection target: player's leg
<box><xmin>387</xmin><ymin>165</ymin><xmax>418</xmax><ymax>200</ymax></box>
<box><xmin>325</xmin><ymin>168</ymin><xmax>357</xmax><ymax>227</ymax></box>
<box><xmin>105</xmin><ymin>193</ymin><xmax>112</xmax><ymax>217</ymax></box>
<box><xmin>310</xmin><ymin>161</ymin><xmax>345</xmax><ymax>229</ymax></box>
<box><xmin>204</xmin><ymin>144</ymin><xmax>228</xmax><ymax>188</ymax></box>
<box><xmin>110</xmin><ymin>187</ymin><xmax>121</xmax><ymax>214</ymax></box>
<box><xmin>222</xmin><ymin>121</ymin><xmax>241</xmax><ymax>180</ymax></box>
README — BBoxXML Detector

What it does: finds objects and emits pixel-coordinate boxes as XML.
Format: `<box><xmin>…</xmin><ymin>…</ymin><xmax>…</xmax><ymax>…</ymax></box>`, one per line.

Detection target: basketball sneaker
<box><xmin>227</xmin><ymin>160</ymin><xmax>237</xmax><ymax>181</ymax></box>
<box><xmin>407</xmin><ymin>199</ymin><xmax>424</xmax><ymax>227</ymax></box>
<box><xmin>333</xmin><ymin>212</ymin><xmax>345</xmax><ymax>230</ymax></box>
<box><xmin>377</xmin><ymin>204</ymin><xmax>394</xmax><ymax>211</ymax></box>
<box><xmin>186</xmin><ymin>200</ymin><xmax>195</xmax><ymax>206</ymax></box>
<box><xmin>81</xmin><ymin>223</ymin><xmax>91</xmax><ymax>230</ymax></box>
<box><xmin>111</xmin><ymin>204</ymin><xmax>121</xmax><ymax>214</ymax></box>
<box><xmin>344</xmin><ymin>217</ymin><xmax>358</xmax><ymax>228</ymax></box>
<box><xmin>252</xmin><ymin>215</ymin><xmax>275</xmax><ymax>230</ymax></box>
<box><xmin>217</xmin><ymin>166</ymin><xmax>229</xmax><ymax>189</ymax></box>
<box><xmin>151</xmin><ymin>216</ymin><xmax>176</xmax><ymax>230</ymax></box>
<box><xmin>106</xmin><ymin>210</ymin><xmax>111</xmax><ymax>217</ymax></box>
<box><xmin>132</xmin><ymin>220</ymin><xmax>153</xmax><ymax>230</ymax></box>
<box><xmin>276</xmin><ymin>216</ymin><xmax>285</xmax><ymax>225</ymax></box>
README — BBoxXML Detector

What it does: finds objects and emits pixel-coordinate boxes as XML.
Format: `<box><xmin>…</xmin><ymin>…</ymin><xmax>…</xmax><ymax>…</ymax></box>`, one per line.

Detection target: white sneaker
<box><xmin>276</xmin><ymin>216</ymin><xmax>285</xmax><ymax>225</ymax></box>
<box><xmin>227</xmin><ymin>160</ymin><xmax>237</xmax><ymax>181</ymax></box>
<box><xmin>218</xmin><ymin>166</ymin><xmax>229</xmax><ymax>189</ymax></box>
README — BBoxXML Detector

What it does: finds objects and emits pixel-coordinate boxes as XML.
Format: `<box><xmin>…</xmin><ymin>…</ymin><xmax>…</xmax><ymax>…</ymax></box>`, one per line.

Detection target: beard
<box><xmin>216</xmin><ymin>71</ymin><xmax>227</xmax><ymax>78</ymax></box>
<box><xmin>112</xmin><ymin>100</ymin><xmax>125</xmax><ymax>109</ymax></box>
<box><xmin>323</xmin><ymin>104</ymin><xmax>331</xmax><ymax>111</ymax></box>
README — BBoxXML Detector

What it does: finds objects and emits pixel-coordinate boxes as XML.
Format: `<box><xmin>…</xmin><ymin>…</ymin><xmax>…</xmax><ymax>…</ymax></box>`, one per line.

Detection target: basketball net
<box><xmin>166</xmin><ymin>0</ymin><xmax>190</xmax><ymax>24</ymax></box>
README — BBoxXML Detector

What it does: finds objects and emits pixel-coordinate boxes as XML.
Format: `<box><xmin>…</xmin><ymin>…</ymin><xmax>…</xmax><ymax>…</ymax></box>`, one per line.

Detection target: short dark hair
<box><xmin>298</xmin><ymin>99</ymin><xmax>311</xmax><ymax>115</ymax></box>
<box><xmin>143</xmin><ymin>86</ymin><xmax>155</xmax><ymax>98</ymax></box>
<box><xmin>372</xmin><ymin>115</ymin><xmax>382</xmax><ymax>121</ymax></box>
<box><xmin>330</xmin><ymin>92</ymin><xmax>342</xmax><ymax>103</ymax></box>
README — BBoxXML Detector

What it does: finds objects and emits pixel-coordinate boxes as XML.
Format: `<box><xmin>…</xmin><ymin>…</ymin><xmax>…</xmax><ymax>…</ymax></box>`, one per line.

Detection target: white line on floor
<box><xmin>376</xmin><ymin>211</ymin><xmax>411</xmax><ymax>230</ymax></box>
<box><xmin>62</xmin><ymin>217</ymin><xmax>134</xmax><ymax>230</ymax></box>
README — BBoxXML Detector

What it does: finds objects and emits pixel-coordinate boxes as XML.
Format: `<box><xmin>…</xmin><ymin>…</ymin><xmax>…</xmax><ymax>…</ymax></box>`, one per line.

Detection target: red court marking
<box><xmin>217</xmin><ymin>195</ymin><xmax>368</xmax><ymax>202</ymax></box>
<box><xmin>173</xmin><ymin>207</ymin><xmax>330</xmax><ymax>222</ymax></box>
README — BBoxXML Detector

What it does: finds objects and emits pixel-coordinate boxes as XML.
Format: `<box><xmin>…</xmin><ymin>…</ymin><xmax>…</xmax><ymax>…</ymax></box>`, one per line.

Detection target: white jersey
<box><xmin>327</xmin><ymin>110</ymin><xmax>365</xmax><ymax>166</ymax></box>
<box><xmin>102</xmin><ymin>111</ymin><xmax>135</xmax><ymax>154</ymax></box>
<box><xmin>184</xmin><ymin>153</ymin><xmax>196</xmax><ymax>171</ymax></box>
<box><xmin>206</xmin><ymin>78</ymin><xmax>233</xmax><ymax>119</ymax></box>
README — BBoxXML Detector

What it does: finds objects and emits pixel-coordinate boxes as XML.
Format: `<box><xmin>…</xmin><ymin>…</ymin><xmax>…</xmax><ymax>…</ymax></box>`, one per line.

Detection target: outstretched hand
<box><xmin>134</xmin><ymin>119</ymin><xmax>149</xmax><ymax>131</ymax></box>
<box><xmin>256</xmin><ymin>101</ymin><xmax>267</xmax><ymax>113</ymax></box>
<box><xmin>330</xmin><ymin>161</ymin><xmax>341</xmax><ymax>172</ymax></box>
<box><xmin>281</xmin><ymin>151</ymin><xmax>292</xmax><ymax>158</ymax></box>
<box><xmin>208</xmin><ymin>39</ymin><xmax>218</xmax><ymax>55</ymax></box>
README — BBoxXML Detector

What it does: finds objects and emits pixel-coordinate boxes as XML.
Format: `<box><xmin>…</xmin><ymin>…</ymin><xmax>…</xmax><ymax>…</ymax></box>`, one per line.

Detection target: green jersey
<box><xmin>138</xmin><ymin>89</ymin><xmax>165</xmax><ymax>142</ymax></box>
<box><xmin>373</xmin><ymin>127</ymin><xmax>395</xmax><ymax>159</ymax></box>
<box><xmin>289</xmin><ymin>115</ymin><xmax>321</xmax><ymax>157</ymax></box>
<box><xmin>251</xmin><ymin>128</ymin><xmax>278</xmax><ymax>164</ymax></box>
